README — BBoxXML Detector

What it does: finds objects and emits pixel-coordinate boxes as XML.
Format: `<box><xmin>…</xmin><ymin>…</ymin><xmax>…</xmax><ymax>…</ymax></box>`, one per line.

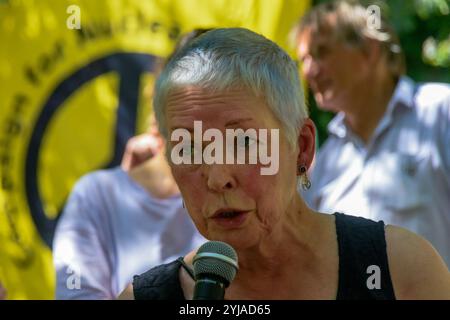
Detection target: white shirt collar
<box><xmin>327</xmin><ymin>76</ymin><xmax>416</xmax><ymax>140</ymax></box>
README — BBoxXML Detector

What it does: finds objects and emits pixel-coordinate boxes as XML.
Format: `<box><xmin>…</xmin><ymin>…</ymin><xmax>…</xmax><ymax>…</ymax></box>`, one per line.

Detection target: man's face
<box><xmin>297</xmin><ymin>26</ymin><xmax>370</xmax><ymax>113</ymax></box>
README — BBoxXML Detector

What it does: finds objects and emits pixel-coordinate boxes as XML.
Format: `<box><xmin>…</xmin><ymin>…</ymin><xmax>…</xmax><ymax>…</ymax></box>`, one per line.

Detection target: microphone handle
<box><xmin>193</xmin><ymin>278</ymin><xmax>225</xmax><ymax>300</ymax></box>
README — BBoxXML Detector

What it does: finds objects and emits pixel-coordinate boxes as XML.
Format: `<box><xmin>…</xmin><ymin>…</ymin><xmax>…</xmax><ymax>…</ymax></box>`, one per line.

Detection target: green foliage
<box><xmin>388</xmin><ymin>0</ymin><xmax>450</xmax><ymax>79</ymax></box>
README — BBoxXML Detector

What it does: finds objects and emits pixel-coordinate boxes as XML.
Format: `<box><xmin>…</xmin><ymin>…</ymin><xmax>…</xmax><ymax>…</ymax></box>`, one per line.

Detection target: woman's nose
<box><xmin>204</xmin><ymin>164</ymin><xmax>237</xmax><ymax>193</ymax></box>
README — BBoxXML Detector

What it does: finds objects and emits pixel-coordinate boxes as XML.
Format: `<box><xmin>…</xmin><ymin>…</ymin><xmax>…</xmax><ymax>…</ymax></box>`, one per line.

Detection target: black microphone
<box><xmin>192</xmin><ymin>241</ymin><xmax>239</xmax><ymax>300</ymax></box>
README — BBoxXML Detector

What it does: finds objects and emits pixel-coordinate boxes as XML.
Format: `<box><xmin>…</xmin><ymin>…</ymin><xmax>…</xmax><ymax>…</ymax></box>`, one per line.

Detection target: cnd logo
<box><xmin>366</xmin><ymin>5</ymin><xmax>381</xmax><ymax>31</ymax></box>
<box><xmin>25</xmin><ymin>53</ymin><xmax>155</xmax><ymax>247</ymax></box>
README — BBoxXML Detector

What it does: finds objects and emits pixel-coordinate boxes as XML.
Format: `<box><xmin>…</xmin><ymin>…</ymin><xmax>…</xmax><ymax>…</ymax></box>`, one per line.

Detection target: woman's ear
<box><xmin>297</xmin><ymin>118</ymin><xmax>316</xmax><ymax>170</ymax></box>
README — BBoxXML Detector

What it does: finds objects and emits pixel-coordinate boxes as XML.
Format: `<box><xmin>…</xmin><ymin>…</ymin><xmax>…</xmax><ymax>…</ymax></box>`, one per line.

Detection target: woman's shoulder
<box><xmin>132</xmin><ymin>259</ymin><xmax>186</xmax><ymax>300</ymax></box>
<box><xmin>328</xmin><ymin>213</ymin><xmax>450</xmax><ymax>299</ymax></box>
<box><xmin>384</xmin><ymin>225</ymin><xmax>450</xmax><ymax>299</ymax></box>
<box><xmin>333</xmin><ymin>212</ymin><xmax>383</xmax><ymax>227</ymax></box>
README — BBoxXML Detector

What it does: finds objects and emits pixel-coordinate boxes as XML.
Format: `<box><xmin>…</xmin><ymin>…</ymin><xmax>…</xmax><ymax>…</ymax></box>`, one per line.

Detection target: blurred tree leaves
<box><xmin>389</xmin><ymin>0</ymin><xmax>449</xmax><ymax>78</ymax></box>
<box><xmin>415</xmin><ymin>0</ymin><xmax>449</xmax><ymax>19</ymax></box>
<box><xmin>310</xmin><ymin>0</ymin><xmax>450</xmax><ymax>146</ymax></box>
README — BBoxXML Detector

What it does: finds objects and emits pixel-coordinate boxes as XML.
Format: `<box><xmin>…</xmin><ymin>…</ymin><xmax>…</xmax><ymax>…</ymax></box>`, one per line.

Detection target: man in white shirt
<box><xmin>292</xmin><ymin>0</ymin><xmax>450</xmax><ymax>266</ymax></box>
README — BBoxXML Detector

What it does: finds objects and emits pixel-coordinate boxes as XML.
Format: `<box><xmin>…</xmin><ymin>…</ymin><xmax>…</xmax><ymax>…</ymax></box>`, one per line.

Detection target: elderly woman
<box><xmin>120</xmin><ymin>28</ymin><xmax>450</xmax><ymax>300</ymax></box>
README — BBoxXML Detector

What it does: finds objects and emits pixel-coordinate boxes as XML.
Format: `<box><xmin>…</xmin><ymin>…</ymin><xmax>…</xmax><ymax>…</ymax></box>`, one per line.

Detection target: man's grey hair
<box><xmin>153</xmin><ymin>28</ymin><xmax>308</xmax><ymax>148</ymax></box>
<box><xmin>291</xmin><ymin>0</ymin><xmax>405</xmax><ymax>79</ymax></box>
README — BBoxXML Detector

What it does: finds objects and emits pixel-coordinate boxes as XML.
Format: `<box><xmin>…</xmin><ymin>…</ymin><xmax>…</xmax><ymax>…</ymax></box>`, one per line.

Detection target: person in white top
<box><xmin>53</xmin><ymin>29</ymin><xmax>213</xmax><ymax>300</ymax></box>
<box><xmin>53</xmin><ymin>122</ymin><xmax>205</xmax><ymax>299</ymax></box>
<box><xmin>292</xmin><ymin>0</ymin><xmax>450</xmax><ymax>267</ymax></box>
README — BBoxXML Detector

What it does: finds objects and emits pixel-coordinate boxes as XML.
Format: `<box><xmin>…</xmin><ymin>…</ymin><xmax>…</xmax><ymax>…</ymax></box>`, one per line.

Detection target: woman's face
<box><xmin>165</xmin><ymin>87</ymin><xmax>301</xmax><ymax>250</ymax></box>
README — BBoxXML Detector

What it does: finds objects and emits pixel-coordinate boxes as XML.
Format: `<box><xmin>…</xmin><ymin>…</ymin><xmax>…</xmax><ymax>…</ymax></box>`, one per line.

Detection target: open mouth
<box><xmin>211</xmin><ymin>208</ymin><xmax>250</xmax><ymax>228</ymax></box>
<box><xmin>217</xmin><ymin>211</ymin><xmax>243</xmax><ymax>218</ymax></box>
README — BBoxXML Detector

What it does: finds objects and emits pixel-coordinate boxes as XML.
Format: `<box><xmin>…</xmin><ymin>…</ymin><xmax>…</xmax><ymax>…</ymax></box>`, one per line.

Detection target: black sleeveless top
<box><xmin>133</xmin><ymin>213</ymin><xmax>396</xmax><ymax>300</ymax></box>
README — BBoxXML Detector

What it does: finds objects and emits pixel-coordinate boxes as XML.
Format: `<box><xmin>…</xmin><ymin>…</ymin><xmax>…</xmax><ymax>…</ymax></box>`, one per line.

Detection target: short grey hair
<box><xmin>153</xmin><ymin>28</ymin><xmax>308</xmax><ymax>148</ymax></box>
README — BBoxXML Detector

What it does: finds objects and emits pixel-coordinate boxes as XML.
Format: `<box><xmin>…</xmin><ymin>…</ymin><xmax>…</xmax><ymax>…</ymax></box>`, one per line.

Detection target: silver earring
<box><xmin>298</xmin><ymin>165</ymin><xmax>311</xmax><ymax>190</ymax></box>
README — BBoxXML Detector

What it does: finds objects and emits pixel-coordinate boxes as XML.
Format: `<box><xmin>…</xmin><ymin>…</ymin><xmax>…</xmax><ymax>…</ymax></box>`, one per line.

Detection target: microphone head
<box><xmin>193</xmin><ymin>241</ymin><xmax>239</xmax><ymax>286</ymax></box>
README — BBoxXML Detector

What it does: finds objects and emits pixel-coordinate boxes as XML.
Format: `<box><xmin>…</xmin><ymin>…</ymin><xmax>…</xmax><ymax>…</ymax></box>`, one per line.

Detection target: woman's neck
<box><xmin>181</xmin><ymin>199</ymin><xmax>338</xmax><ymax>299</ymax></box>
<box><xmin>226</xmin><ymin>201</ymin><xmax>334</xmax><ymax>299</ymax></box>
